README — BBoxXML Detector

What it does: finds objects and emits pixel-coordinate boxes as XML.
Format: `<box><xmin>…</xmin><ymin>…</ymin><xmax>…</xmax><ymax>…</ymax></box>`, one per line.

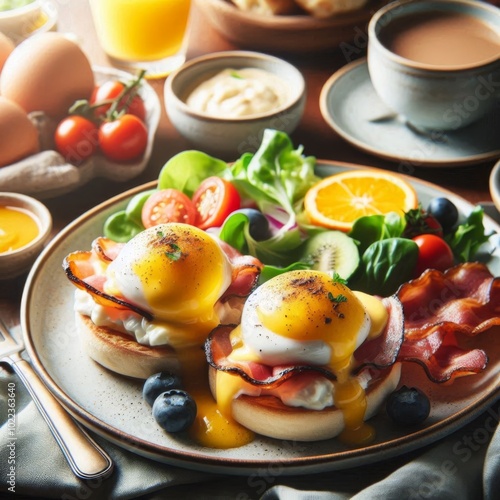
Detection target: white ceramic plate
<box><xmin>21</xmin><ymin>161</ymin><xmax>500</xmax><ymax>475</ymax></box>
<box><xmin>0</xmin><ymin>66</ymin><xmax>161</xmax><ymax>199</ymax></box>
<box><xmin>320</xmin><ymin>59</ymin><xmax>500</xmax><ymax>167</ymax></box>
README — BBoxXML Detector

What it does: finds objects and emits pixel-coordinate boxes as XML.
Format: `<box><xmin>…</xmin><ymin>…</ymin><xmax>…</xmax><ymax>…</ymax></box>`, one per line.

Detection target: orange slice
<box><xmin>304</xmin><ymin>169</ymin><xmax>418</xmax><ymax>231</ymax></box>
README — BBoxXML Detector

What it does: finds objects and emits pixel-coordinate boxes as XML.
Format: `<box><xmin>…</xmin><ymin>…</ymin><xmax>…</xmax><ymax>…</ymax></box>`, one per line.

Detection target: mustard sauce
<box><xmin>0</xmin><ymin>205</ymin><xmax>39</xmax><ymax>253</ymax></box>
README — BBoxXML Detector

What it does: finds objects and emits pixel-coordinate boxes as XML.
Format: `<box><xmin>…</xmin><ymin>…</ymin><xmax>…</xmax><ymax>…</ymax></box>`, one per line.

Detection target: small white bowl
<box><xmin>0</xmin><ymin>0</ymin><xmax>58</xmax><ymax>45</ymax></box>
<box><xmin>0</xmin><ymin>192</ymin><xmax>52</xmax><ymax>279</ymax></box>
<box><xmin>164</xmin><ymin>50</ymin><xmax>306</xmax><ymax>159</ymax></box>
<box><xmin>490</xmin><ymin>159</ymin><xmax>500</xmax><ymax>215</ymax></box>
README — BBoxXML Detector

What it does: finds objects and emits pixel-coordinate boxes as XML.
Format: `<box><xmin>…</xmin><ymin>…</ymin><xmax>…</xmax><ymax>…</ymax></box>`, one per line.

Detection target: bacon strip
<box><xmin>353</xmin><ymin>295</ymin><xmax>405</xmax><ymax>373</ymax></box>
<box><xmin>396</xmin><ymin>262</ymin><xmax>500</xmax><ymax>382</ymax></box>
<box><xmin>63</xmin><ymin>240</ymin><xmax>153</xmax><ymax>320</ymax></box>
<box><xmin>205</xmin><ymin>324</ymin><xmax>337</xmax><ymax>389</ymax></box>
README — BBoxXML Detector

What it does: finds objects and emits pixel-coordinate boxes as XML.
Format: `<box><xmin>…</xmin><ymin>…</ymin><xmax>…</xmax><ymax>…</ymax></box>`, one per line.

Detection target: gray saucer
<box><xmin>320</xmin><ymin>59</ymin><xmax>500</xmax><ymax>168</ymax></box>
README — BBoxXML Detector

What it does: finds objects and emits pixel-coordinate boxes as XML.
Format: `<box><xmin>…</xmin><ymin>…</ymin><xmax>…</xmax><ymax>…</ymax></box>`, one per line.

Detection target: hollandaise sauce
<box><xmin>0</xmin><ymin>205</ymin><xmax>39</xmax><ymax>253</ymax></box>
<box><xmin>177</xmin><ymin>347</ymin><xmax>254</xmax><ymax>449</ymax></box>
<box><xmin>334</xmin><ymin>372</ymin><xmax>375</xmax><ymax>446</ymax></box>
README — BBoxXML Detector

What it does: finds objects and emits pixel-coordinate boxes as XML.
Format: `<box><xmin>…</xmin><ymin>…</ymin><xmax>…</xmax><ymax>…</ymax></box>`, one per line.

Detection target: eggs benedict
<box><xmin>206</xmin><ymin>270</ymin><xmax>403</xmax><ymax>444</ymax></box>
<box><xmin>63</xmin><ymin>222</ymin><xmax>262</xmax><ymax>379</ymax></box>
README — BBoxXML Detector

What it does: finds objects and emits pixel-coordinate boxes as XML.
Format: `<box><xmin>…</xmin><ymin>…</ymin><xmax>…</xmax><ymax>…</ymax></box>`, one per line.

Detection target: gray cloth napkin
<box><xmin>1</xmin><ymin>364</ymin><xmax>498</xmax><ymax>500</ymax></box>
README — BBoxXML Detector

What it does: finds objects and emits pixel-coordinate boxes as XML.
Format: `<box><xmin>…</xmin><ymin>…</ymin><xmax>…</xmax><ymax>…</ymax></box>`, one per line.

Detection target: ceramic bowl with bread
<box><xmin>195</xmin><ymin>0</ymin><xmax>387</xmax><ymax>53</ymax></box>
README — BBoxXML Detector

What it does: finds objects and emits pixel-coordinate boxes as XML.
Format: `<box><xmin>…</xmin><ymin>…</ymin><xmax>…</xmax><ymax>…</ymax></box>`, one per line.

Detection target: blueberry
<box><xmin>386</xmin><ymin>385</ymin><xmax>430</xmax><ymax>426</ymax></box>
<box><xmin>234</xmin><ymin>208</ymin><xmax>271</xmax><ymax>241</ymax></box>
<box><xmin>152</xmin><ymin>390</ymin><xmax>197</xmax><ymax>433</ymax></box>
<box><xmin>142</xmin><ymin>371</ymin><xmax>182</xmax><ymax>406</ymax></box>
<box><xmin>427</xmin><ymin>197</ymin><xmax>459</xmax><ymax>233</ymax></box>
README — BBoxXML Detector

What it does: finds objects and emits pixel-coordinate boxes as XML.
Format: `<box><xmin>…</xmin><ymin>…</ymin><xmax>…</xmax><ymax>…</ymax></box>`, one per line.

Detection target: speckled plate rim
<box><xmin>20</xmin><ymin>161</ymin><xmax>500</xmax><ymax>475</ymax></box>
<box><xmin>320</xmin><ymin>59</ymin><xmax>500</xmax><ymax>168</ymax></box>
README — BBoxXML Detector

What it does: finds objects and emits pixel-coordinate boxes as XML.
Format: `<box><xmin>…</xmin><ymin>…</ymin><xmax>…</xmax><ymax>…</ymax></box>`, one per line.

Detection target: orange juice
<box><xmin>90</xmin><ymin>0</ymin><xmax>191</xmax><ymax>71</ymax></box>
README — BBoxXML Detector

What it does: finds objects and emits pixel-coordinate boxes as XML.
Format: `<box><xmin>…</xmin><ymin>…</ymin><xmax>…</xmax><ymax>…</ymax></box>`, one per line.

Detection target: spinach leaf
<box><xmin>350</xmin><ymin>238</ymin><xmax>419</xmax><ymax>296</ymax></box>
<box><xmin>349</xmin><ymin>212</ymin><xmax>405</xmax><ymax>254</ymax></box>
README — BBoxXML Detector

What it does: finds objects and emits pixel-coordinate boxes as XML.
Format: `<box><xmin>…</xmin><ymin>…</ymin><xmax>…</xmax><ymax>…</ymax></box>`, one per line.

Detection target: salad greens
<box><xmin>159</xmin><ymin>129</ymin><xmax>319</xmax><ymax>266</ymax></box>
<box><xmin>102</xmin><ymin>128</ymin><xmax>495</xmax><ymax>297</ymax></box>
<box><xmin>445</xmin><ymin>206</ymin><xmax>492</xmax><ymax>262</ymax></box>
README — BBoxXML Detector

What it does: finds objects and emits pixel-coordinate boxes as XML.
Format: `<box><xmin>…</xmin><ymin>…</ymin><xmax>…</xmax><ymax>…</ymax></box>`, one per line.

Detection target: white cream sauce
<box><xmin>186</xmin><ymin>68</ymin><xmax>289</xmax><ymax>118</ymax></box>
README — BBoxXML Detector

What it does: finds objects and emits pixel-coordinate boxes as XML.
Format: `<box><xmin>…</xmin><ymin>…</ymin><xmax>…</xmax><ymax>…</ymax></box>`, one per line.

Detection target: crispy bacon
<box><xmin>218</xmin><ymin>239</ymin><xmax>263</xmax><ymax>300</ymax></box>
<box><xmin>395</xmin><ymin>262</ymin><xmax>500</xmax><ymax>382</ymax></box>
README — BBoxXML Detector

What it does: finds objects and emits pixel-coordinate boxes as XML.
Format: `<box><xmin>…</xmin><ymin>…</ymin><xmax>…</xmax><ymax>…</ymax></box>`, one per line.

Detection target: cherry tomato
<box><xmin>54</xmin><ymin>115</ymin><xmax>99</xmax><ymax>164</ymax></box>
<box><xmin>412</xmin><ymin>234</ymin><xmax>454</xmax><ymax>277</ymax></box>
<box><xmin>98</xmin><ymin>114</ymin><xmax>148</xmax><ymax>163</ymax></box>
<box><xmin>141</xmin><ymin>189</ymin><xmax>197</xmax><ymax>228</ymax></box>
<box><xmin>91</xmin><ymin>81</ymin><xmax>146</xmax><ymax>122</ymax></box>
<box><xmin>192</xmin><ymin>177</ymin><xmax>241</xmax><ymax>230</ymax></box>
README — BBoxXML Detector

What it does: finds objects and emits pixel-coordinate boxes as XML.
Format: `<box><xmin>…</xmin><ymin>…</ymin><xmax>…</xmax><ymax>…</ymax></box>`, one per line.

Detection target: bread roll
<box><xmin>230</xmin><ymin>0</ymin><xmax>298</xmax><ymax>15</ymax></box>
<box><xmin>75</xmin><ymin>313</ymin><xmax>180</xmax><ymax>379</ymax></box>
<box><xmin>295</xmin><ymin>0</ymin><xmax>369</xmax><ymax>17</ymax></box>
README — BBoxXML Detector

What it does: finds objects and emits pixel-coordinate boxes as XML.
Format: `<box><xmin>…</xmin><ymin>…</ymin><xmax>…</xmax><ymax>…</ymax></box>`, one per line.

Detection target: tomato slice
<box><xmin>192</xmin><ymin>177</ymin><xmax>241</xmax><ymax>230</ymax></box>
<box><xmin>412</xmin><ymin>234</ymin><xmax>454</xmax><ymax>277</ymax></box>
<box><xmin>141</xmin><ymin>189</ymin><xmax>197</xmax><ymax>228</ymax></box>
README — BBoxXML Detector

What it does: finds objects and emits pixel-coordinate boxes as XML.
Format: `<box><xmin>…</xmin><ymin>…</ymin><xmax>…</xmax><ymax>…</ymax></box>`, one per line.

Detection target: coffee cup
<box><xmin>367</xmin><ymin>0</ymin><xmax>500</xmax><ymax>131</ymax></box>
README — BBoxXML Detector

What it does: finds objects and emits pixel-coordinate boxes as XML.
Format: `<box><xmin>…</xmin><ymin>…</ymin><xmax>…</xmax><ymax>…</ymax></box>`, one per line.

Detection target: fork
<box><xmin>0</xmin><ymin>317</ymin><xmax>114</xmax><ymax>480</ymax></box>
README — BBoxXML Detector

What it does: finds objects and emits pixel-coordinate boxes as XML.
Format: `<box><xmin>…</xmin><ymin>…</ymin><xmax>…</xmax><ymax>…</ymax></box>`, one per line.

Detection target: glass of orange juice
<box><xmin>89</xmin><ymin>0</ymin><xmax>191</xmax><ymax>78</ymax></box>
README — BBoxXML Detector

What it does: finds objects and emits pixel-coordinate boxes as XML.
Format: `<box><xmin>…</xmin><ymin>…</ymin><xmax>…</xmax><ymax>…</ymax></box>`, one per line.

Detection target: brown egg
<box><xmin>0</xmin><ymin>32</ymin><xmax>15</xmax><ymax>73</ymax></box>
<box><xmin>0</xmin><ymin>32</ymin><xmax>95</xmax><ymax>118</ymax></box>
<box><xmin>0</xmin><ymin>96</ymin><xmax>40</xmax><ymax>168</ymax></box>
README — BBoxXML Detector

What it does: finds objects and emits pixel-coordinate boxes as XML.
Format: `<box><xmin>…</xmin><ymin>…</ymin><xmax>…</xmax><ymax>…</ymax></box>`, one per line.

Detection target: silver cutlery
<box><xmin>0</xmin><ymin>316</ymin><xmax>114</xmax><ymax>480</ymax></box>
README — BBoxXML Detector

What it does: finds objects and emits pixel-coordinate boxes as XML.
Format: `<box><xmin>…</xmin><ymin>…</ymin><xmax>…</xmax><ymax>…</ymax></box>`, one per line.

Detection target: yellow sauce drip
<box><xmin>334</xmin><ymin>370</ymin><xmax>375</xmax><ymax>446</ymax></box>
<box><xmin>0</xmin><ymin>206</ymin><xmax>39</xmax><ymax>253</ymax></box>
<box><xmin>177</xmin><ymin>345</ymin><xmax>254</xmax><ymax>449</ymax></box>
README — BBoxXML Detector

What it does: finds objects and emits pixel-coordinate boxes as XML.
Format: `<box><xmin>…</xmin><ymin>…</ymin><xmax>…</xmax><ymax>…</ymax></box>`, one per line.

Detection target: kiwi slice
<box><xmin>300</xmin><ymin>231</ymin><xmax>360</xmax><ymax>280</ymax></box>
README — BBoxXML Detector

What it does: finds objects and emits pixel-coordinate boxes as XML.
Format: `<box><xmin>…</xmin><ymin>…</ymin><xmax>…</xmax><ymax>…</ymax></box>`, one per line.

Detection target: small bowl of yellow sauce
<box><xmin>0</xmin><ymin>192</ymin><xmax>52</xmax><ymax>279</ymax></box>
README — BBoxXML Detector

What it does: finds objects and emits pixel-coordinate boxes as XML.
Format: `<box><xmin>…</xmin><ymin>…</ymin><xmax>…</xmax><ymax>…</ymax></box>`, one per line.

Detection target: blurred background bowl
<box><xmin>0</xmin><ymin>0</ymin><xmax>58</xmax><ymax>45</ymax></box>
<box><xmin>0</xmin><ymin>192</ymin><xmax>52</xmax><ymax>280</ymax></box>
<box><xmin>194</xmin><ymin>0</ymin><xmax>387</xmax><ymax>53</ymax></box>
<box><xmin>164</xmin><ymin>50</ymin><xmax>306</xmax><ymax>159</ymax></box>
<box><xmin>490</xmin><ymin>159</ymin><xmax>500</xmax><ymax>214</ymax></box>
